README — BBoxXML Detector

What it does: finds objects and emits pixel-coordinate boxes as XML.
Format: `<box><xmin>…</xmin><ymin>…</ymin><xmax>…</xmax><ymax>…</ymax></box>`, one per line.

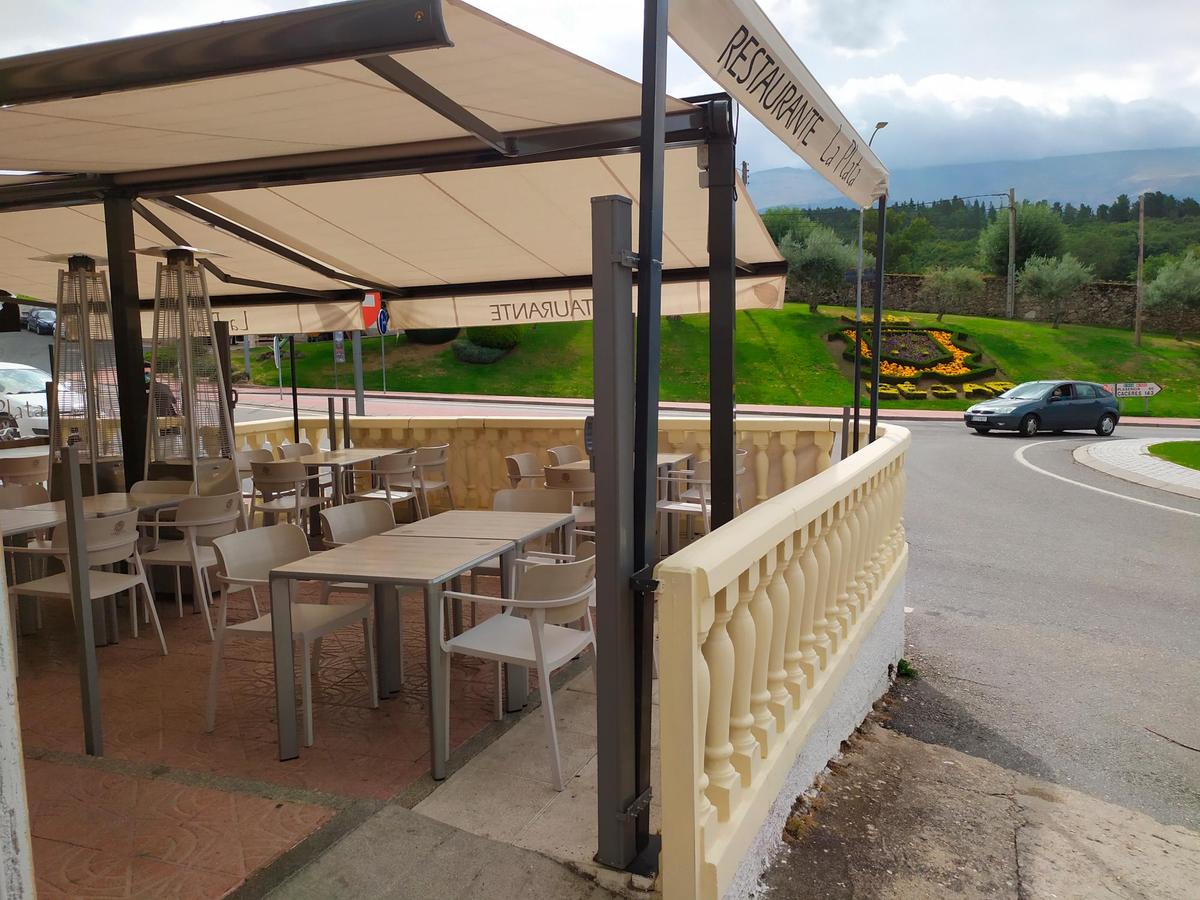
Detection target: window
<box><xmin>1075</xmin><ymin>384</ymin><xmax>1098</xmax><ymax>399</ymax></box>
<box><xmin>1050</xmin><ymin>384</ymin><xmax>1073</xmax><ymax>400</ymax></box>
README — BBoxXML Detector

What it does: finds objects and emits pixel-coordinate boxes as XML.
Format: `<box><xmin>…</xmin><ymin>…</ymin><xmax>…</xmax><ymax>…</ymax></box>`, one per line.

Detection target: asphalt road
<box><xmin>891</xmin><ymin>419</ymin><xmax>1200</xmax><ymax>829</ymax></box>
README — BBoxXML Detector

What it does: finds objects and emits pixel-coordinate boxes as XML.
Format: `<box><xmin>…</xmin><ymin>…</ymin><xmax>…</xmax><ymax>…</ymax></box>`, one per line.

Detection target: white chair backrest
<box><xmin>236</xmin><ymin>448</ymin><xmax>274</xmax><ymax>472</ymax></box>
<box><xmin>52</xmin><ymin>509</ymin><xmax>140</xmax><ymax>567</ymax></box>
<box><xmin>320</xmin><ymin>500</ymin><xmax>394</xmax><ymax>546</ymax></box>
<box><xmin>547</xmin><ymin>445</ymin><xmax>583</xmax><ymax>466</ymax></box>
<box><xmin>691</xmin><ymin>458</ymin><xmax>712</xmax><ymax>483</ymax></box>
<box><xmin>0</xmin><ymin>456</ymin><xmax>48</xmax><ymax>486</ymax></box>
<box><xmin>377</xmin><ymin>450</ymin><xmax>417</xmax><ymax>479</ymax></box>
<box><xmin>129</xmin><ymin>479</ymin><xmax>192</xmax><ymax>500</ymax></box>
<box><xmin>574</xmin><ymin>540</ymin><xmax>596</xmax><ymax>562</ymax></box>
<box><xmin>0</xmin><ymin>483</ymin><xmax>49</xmax><ymax>509</ymax></box>
<box><xmin>517</xmin><ymin>556</ymin><xmax>596</xmax><ymax>625</ymax></box>
<box><xmin>277</xmin><ymin>442</ymin><xmax>315</xmax><ymax>461</ymax></box>
<box><xmin>505</xmin><ymin>453</ymin><xmax>541</xmax><ymax>485</ymax></box>
<box><xmin>544</xmin><ymin>465</ymin><xmax>593</xmax><ymax>492</ymax></box>
<box><xmin>415</xmin><ymin>443</ymin><xmax>449</xmax><ymax>468</ymax></box>
<box><xmin>252</xmin><ymin>459</ymin><xmax>307</xmax><ymax>491</ymax></box>
<box><xmin>492</xmin><ymin>488</ymin><xmax>571</xmax><ymax>514</ymax></box>
<box><xmin>195</xmin><ymin>458</ymin><xmax>240</xmax><ymax>497</ymax></box>
<box><xmin>735</xmin><ymin>448</ymin><xmax>748</xmax><ymax>476</ymax></box>
<box><xmin>173</xmin><ymin>491</ymin><xmax>242</xmax><ymax>542</ymax></box>
<box><xmin>213</xmin><ymin>523</ymin><xmax>309</xmax><ymax>586</ymax></box>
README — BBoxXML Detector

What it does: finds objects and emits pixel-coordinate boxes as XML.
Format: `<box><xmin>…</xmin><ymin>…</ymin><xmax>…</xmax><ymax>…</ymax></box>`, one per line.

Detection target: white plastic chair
<box><xmin>130</xmin><ymin>479</ymin><xmax>193</xmax><ymax>550</ymax></box>
<box><xmin>14</xmin><ymin>509</ymin><xmax>166</xmax><ymax>655</ymax></box>
<box><xmin>546</xmin><ymin>445</ymin><xmax>583</xmax><ymax>466</ymax></box>
<box><xmin>1</xmin><ymin>483</ymin><xmax>51</xmax><ymax>663</ymax></box>
<box><xmin>504</xmin><ymin>453</ymin><xmax>543</xmax><ymax>489</ymax></box>
<box><xmin>347</xmin><ymin>450</ymin><xmax>420</xmax><ymax>519</ymax></box>
<box><xmin>0</xmin><ymin>456</ymin><xmax>48</xmax><ymax>487</ymax></box>
<box><xmin>278</xmin><ymin>441</ymin><xmax>333</xmax><ymax>497</ymax></box>
<box><xmin>468</xmin><ymin>489</ymin><xmax>574</xmax><ymax>598</ymax></box>
<box><xmin>656</xmin><ymin>451</ymin><xmax>749</xmax><ymax>545</ymax></box>
<box><xmin>249</xmin><ymin>459</ymin><xmax>325</xmax><ymax>526</ymax></box>
<box><xmin>443</xmin><ymin>555</ymin><xmax>596</xmax><ymax>790</ymax></box>
<box><xmin>140</xmin><ymin>492</ymin><xmax>243</xmax><ymax>638</ymax></box>
<box><xmin>405</xmin><ymin>444</ymin><xmax>454</xmax><ymax>517</ymax></box>
<box><xmin>208</xmin><ymin>524</ymin><xmax>378</xmax><ymax>747</ymax></box>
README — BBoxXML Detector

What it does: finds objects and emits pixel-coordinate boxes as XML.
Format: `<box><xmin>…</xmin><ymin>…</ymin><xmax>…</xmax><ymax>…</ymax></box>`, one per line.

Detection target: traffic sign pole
<box><xmin>377</xmin><ymin>306</ymin><xmax>390</xmax><ymax>394</ymax></box>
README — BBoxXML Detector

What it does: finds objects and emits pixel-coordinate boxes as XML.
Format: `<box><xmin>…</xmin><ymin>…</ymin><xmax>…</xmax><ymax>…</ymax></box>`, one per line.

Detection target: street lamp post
<box><xmin>852</xmin><ymin>121</ymin><xmax>887</xmax><ymax>453</ymax></box>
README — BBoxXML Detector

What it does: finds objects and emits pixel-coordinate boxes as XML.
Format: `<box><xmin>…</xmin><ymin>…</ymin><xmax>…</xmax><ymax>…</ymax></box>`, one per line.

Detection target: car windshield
<box><xmin>998</xmin><ymin>382</ymin><xmax>1050</xmax><ymax>400</ymax></box>
<box><xmin>0</xmin><ymin>369</ymin><xmax>51</xmax><ymax>394</ymax></box>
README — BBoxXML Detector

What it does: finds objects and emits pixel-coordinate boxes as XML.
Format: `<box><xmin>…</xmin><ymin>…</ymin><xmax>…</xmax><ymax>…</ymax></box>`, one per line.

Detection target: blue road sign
<box><xmin>376</xmin><ymin>307</ymin><xmax>390</xmax><ymax>336</ymax></box>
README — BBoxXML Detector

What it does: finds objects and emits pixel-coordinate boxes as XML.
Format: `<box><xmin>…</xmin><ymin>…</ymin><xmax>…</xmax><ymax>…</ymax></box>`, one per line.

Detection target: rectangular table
<box><xmin>268</xmin><ymin>534</ymin><xmax>514</xmax><ymax>776</ymax></box>
<box><xmin>18</xmin><ymin>491</ymin><xmax>185</xmax><ymax>518</ymax></box>
<box><xmin>385</xmin><ymin>509</ymin><xmax>576</xmax><ymax>713</ymax></box>
<box><xmin>294</xmin><ymin>447</ymin><xmax>400</xmax><ymax>527</ymax></box>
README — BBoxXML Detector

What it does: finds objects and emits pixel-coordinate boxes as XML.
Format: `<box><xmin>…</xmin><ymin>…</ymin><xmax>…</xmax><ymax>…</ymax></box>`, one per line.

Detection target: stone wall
<box><xmin>788</xmin><ymin>274</ymin><xmax>1200</xmax><ymax>336</ymax></box>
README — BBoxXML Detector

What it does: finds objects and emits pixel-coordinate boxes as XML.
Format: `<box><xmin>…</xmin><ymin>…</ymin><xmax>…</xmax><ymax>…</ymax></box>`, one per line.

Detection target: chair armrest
<box><xmin>442</xmin><ymin>589</ymin><xmax>509</xmax><ymax>608</ymax></box>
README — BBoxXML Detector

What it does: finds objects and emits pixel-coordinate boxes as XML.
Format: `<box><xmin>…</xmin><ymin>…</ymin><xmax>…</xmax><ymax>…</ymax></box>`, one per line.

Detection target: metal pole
<box><xmin>63</xmin><ymin>444</ymin><xmax>102</xmax><ymax>755</ymax></box>
<box><xmin>1135</xmin><ymin>192</ymin><xmax>1145</xmax><ymax>346</ymax></box>
<box><xmin>852</xmin><ymin>208</ymin><xmax>865</xmax><ymax>452</ymax></box>
<box><xmin>243</xmin><ymin>334</ymin><xmax>251</xmax><ymax>377</ymax></box>
<box><xmin>327</xmin><ymin>396</ymin><xmax>338</xmax><ymax>451</ymax></box>
<box><xmin>380</xmin><ymin>331</ymin><xmax>387</xmax><ymax>393</ymax></box>
<box><xmin>342</xmin><ymin>396</ymin><xmax>352</xmax><ymax>449</ymax></box>
<box><xmin>102</xmin><ymin>195</ymin><xmax>146</xmax><ymax>489</ymax></box>
<box><xmin>289</xmin><ymin>335</ymin><xmax>300</xmax><ymax>443</ymax></box>
<box><xmin>869</xmin><ymin>196</ymin><xmax>888</xmax><ymax>443</ymax></box>
<box><xmin>592</xmin><ymin>195</ymin><xmax>641</xmax><ymax>871</ymax></box>
<box><xmin>1006</xmin><ymin>187</ymin><xmax>1016</xmax><ymax>318</ymax></box>
<box><xmin>174</xmin><ymin>260</ymin><xmax>198</xmax><ymax>473</ymax></box>
<box><xmin>352</xmin><ymin>329</ymin><xmax>365</xmax><ymax>415</ymax></box>
<box><xmin>706</xmin><ymin>101</ymin><xmax>737</xmax><ymax>528</ymax></box>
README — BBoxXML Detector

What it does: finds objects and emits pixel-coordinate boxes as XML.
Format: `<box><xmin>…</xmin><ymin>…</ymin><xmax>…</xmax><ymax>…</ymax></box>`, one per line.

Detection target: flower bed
<box><xmin>832</xmin><ymin>323</ymin><xmax>997</xmax><ymax>384</ymax></box>
<box><xmin>929</xmin><ymin>384</ymin><xmax>958</xmax><ymax>399</ymax></box>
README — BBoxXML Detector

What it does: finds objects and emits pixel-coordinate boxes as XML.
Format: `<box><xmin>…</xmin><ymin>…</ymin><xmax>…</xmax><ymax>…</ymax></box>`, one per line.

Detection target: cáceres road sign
<box><xmin>1103</xmin><ymin>382</ymin><xmax>1162</xmax><ymax>399</ymax></box>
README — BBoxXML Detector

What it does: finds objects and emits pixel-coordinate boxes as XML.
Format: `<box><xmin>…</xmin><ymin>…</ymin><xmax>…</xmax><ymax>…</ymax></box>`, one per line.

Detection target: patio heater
<box><xmin>135</xmin><ymin>245</ymin><xmax>235</xmax><ymax>480</ymax></box>
<box><xmin>34</xmin><ymin>253</ymin><xmax>123</xmax><ymax>496</ymax></box>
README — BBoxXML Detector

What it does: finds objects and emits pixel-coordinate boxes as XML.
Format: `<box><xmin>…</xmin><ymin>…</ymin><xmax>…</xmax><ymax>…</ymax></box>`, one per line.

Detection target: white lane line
<box><xmin>1014</xmin><ymin>441</ymin><xmax>1200</xmax><ymax>518</ymax></box>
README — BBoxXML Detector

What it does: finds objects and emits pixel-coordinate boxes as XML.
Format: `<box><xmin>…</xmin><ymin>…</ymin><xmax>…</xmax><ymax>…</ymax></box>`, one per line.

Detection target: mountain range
<box><xmin>748</xmin><ymin>146</ymin><xmax>1200</xmax><ymax>210</ymax></box>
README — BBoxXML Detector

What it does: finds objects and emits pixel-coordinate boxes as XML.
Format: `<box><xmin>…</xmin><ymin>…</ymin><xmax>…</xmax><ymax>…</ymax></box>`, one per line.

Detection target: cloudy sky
<box><xmin>4</xmin><ymin>0</ymin><xmax>1198</xmax><ymax>173</ymax></box>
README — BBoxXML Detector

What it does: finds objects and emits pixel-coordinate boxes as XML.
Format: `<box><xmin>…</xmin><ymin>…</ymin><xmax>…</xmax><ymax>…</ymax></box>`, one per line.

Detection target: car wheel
<box><xmin>973</xmin><ymin>426</ymin><xmax>991</xmax><ymax>434</ymax></box>
<box><xmin>1019</xmin><ymin>414</ymin><xmax>1039</xmax><ymax>437</ymax></box>
<box><xmin>1095</xmin><ymin>413</ymin><xmax>1117</xmax><ymax>436</ymax></box>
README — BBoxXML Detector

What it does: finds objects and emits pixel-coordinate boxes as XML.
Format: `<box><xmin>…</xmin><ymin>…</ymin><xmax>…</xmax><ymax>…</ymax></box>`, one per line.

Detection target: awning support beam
<box><xmin>102</xmin><ymin>194</ymin><xmax>146</xmax><ymax>488</ymax></box>
<box><xmin>357</xmin><ymin>55</ymin><xmax>515</xmax><ymax>157</ymax></box>
<box><xmin>868</xmin><ymin>195</ymin><xmax>888</xmax><ymax>442</ymax></box>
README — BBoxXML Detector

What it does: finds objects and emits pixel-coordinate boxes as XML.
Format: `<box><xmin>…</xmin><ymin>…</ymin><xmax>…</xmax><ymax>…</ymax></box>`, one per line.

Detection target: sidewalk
<box><xmin>1074</xmin><ymin>438</ymin><xmax>1200</xmax><ymax>499</ymax></box>
<box><xmin>236</xmin><ymin>387</ymin><xmax>1200</xmax><ymax>428</ymax></box>
<box><xmin>756</xmin><ymin>720</ymin><xmax>1200</xmax><ymax>899</ymax></box>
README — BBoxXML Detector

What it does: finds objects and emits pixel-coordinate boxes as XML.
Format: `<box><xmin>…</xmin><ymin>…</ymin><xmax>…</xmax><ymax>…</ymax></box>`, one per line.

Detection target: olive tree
<box><xmin>919</xmin><ymin>266</ymin><xmax>985</xmax><ymax>321</ymax></box>
<box><xmin>1017</xmin><ymin>253</ymin><xmax>1093</xmax><ymax>328</ymax></box>
<box><xmin>780</xmin><ymin>225</ymin><xmax>868</xmax><ymax>314</ymax></box>
<box><xmin>978</xmin><ymin>203</ymin><xmax>1065</xmax><ymax>276</ymax></box>
<box><xmin>1145</xmin><ymin>251</ymin><xmax>1200</xmax><ymax>340</ymax></box>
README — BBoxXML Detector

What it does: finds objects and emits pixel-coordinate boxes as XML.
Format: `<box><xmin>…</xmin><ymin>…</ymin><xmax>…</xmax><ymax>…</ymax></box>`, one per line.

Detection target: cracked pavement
<box><xmin>755</xmin><ymin>718</ymin><xmax>1200</xmax><ymax>899</ymax></box>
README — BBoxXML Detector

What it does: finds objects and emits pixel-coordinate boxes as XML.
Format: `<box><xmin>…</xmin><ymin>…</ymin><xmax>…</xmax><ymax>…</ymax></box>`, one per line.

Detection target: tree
<box><xmin>761</xmin><ymin>207</ymin><xmax>817</xmax><ymax>245</ymax></box>
<box><xmin>779</xmin><ymin>225</ymin><xmax>868</xmax><ymax>313</ymax></box>
<box><xmin>1017</xmin><ymin>253</ymin><xmax>1093</xmax><ymax>328</ymax></box>
<box><xmin>920</xmin><ymin>266</ymin><xmax>986</xmax><ymax>321</ymax></box>
<box><xmin>1145</xmin><ymin>252</ymin><xmax>1200</xmax><ymax>340</ymax></box>
<box><xmin>977</xmin><ymin>203</ymin><xmax>1066</xmax><ymax>275</ymax></box>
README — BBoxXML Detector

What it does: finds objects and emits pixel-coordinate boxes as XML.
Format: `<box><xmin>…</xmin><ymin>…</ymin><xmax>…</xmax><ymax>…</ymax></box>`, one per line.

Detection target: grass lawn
<box><xmin>1148</xmin><ymin>441</ymin><xmax>1200</xmax><ymax>470</ymax></box>
<box><xmin>248</xmin><ymin>305</ymin><xmax>1200</xmax><ymax>418</ymax></box>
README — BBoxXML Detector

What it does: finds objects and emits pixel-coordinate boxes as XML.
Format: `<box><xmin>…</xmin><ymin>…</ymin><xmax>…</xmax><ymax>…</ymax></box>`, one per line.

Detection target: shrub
<box><xmin>877</xmin><ymin>385</ymin><xmax>900</xmax><ymax>400</ymax></box>
<box><xmin>406</xmin><ymin>327</ymin><xmax>460</xmax><ymax>345</ymax></box>
<box><xmin>780</xmin><ymin>225</ymin><xmax>871</xmax><ymax>313</ymax></box>
<box><xmin>465</xmin><ymin>324</ymin><xmax>523</xmax><ymax>350</ymax></box>
<box><xmin>897</xmin><ymin>382</ymin><xmax>927</xmax><ymax>399</ymax></box>
<box><xmin>929</xmin><ymin>384</ymin><xmax>958</xmax><ymax>399</ymax></box>
<box><xmin>451</xmin><ymin>337</ymin><xmax>508</xmax><ymax>364</ymax></box>
<box><xmin>1145</xmin><ymin>251</ymin><xmax>1200</xmax><ymax>340</ymax></box>
<box><xmin>920</xmin><ymin>266</ymin><xmax>985</xmax><ymax>321</ymax></box>
<box><xmin>963</xmin><ymin>383</ymin><xmax>994</xmax><ymax>398</ymax></box>
<box><xmin>1018</xmin><ymin>253</ymin><xmax>1093</xmax><ymax>328</ymax></box>
<box><xmin>978</xmin><ymin>203</ymin><xmax>1065</xmax><ymax>275</ymax></box>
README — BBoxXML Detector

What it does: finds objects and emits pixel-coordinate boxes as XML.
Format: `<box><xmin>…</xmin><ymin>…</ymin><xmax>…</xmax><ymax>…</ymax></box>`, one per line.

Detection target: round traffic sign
<box><xmin>377</xmin><ymin>307</ymin><xmax>390</xmax><ymax>336</ymax></box>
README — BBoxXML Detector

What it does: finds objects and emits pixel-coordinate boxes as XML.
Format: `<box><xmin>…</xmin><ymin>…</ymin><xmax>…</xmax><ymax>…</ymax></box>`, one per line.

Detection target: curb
<box><xmin>1073</xmin><ymin>441</ymin><xmax>1200</xmax><ymax>501</ymax></box>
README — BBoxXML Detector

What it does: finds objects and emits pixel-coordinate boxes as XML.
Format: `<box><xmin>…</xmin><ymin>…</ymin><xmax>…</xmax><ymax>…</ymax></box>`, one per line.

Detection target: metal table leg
<box><xmin>425</xmin><ymin>581</ymin><xmax>450</xmax><ymax>779</ymax></box>
<box><xmin>501</xmin><ymin>546</ymin><xmax>528</xmax><ymax>712</ymax></box>
<box><xmin>269</xmin><ymin>574</ymin><xmax>299</xmax><ymax>761</ymax></box>
<box><xmin>374</xmin><ymin>581</ymin><xmax>402</xmax><ymax>697</ymax></box>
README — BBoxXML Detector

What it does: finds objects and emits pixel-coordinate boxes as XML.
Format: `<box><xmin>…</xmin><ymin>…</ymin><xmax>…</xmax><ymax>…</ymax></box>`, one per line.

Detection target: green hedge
<box><xmin>451</xmin><ymin>337</ymin><xmax>508</xmax><ymax>364</ymax></box>
<box><xmin>406</xmin><ymin>327</ymin><xmax>460</xmax><ymax>345</ymax></box>
<box><xmin>465</xmin><ymin>324</ymin><xmax>523</xmax><ymax>350</ymax></box>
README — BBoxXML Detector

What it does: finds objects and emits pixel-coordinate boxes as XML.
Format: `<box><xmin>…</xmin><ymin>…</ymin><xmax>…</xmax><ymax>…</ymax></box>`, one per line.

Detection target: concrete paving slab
<box><xmin>1075</xmin><ymin>438</ymin><xmax>1200</xmax><ymax>499</ymax></box>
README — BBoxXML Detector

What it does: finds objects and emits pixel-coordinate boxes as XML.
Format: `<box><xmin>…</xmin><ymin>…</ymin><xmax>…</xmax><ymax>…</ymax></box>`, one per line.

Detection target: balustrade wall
<box><xmin>655</xmin><ymin>424</ymin><xmax>909</xmax><ymax>899</ymax></box>
<box><xmin>232</xmin><ymin>415</ymin><xmax>837</xmax><ymax>510</ymax></box>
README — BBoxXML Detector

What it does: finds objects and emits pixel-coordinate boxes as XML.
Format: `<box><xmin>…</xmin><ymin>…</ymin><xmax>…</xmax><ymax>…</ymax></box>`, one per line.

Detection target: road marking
<box><xmin>1014</xmin><ymin>441</ymin><xmax>1200</xmax><ymax>518</ymax></box>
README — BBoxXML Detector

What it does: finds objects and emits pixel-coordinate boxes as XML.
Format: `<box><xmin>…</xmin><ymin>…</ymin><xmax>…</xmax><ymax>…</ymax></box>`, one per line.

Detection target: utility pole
<box><xmin>1006</xmin><ymin>187</ymin><xmax>1016</xmax><ymax>318</ymax></box>
<box><xmin>740</xmin><ymin>160</ymin><xmax>750</xmax><ymax>185</ymax></box>
<box><xmin>1135</xmin><ymin>192</ymin><xmax>1145</xmax><ymax>346</ymax></box>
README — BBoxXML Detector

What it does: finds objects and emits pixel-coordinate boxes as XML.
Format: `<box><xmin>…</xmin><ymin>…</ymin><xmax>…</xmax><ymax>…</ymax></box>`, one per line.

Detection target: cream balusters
<box><xmin>749</xmin><ymin>553</ymin><xmax>777</xmax><ymax>756</ymax></box>
<box><xmin>766</xmin><ymin>540</ymin><xmax>794</xmax><ymax>728</ymax></box>
<box><xmin>832</xmin><ymin>493</ymin><xmax>855</xmax><ymax>638</ymax></box>
<box><xmin>702</xmin><ymin>586</ymin><xmax>739</xmax><ymax>819</ymax></box>
<box><xmin>791</xmin><ymin>524</ymin><xmax>819</xmax><ymax>688</ymax></box>
<box><xmin>727</xmin><ymin>572</ymin><xmax>760</xmax><ymax>784</ymax></box>
<box><xmin>821</xmin><ymin>506</ymin><xmax>845</xmax><ymax>650</ymax></box>
<box><xmin>810</xmin><ymin>513</ymin><xmax>835</xmax><ymax>666</ymax></box>
<box><xmin>779</xmin><ymin>432</ymin><xmax>798</xmax><ymax>492</ymax></box>
<box><xmin>751</xmin><ymin>434</ymin><xmax>771</xmax><ymax>505</ymax></box>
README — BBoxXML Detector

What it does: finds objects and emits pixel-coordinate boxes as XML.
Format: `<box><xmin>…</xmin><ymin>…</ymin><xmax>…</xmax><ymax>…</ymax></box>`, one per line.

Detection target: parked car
<box><xmin>0</xmin><ymin>362</ymin><xmax>53</xmax><ymax>439</ymax></box>
<box><xmin>27</xmin><ymin>309</ymin><xmax>55</xmax><ymax>334</ymax></box>
<box><xmin>964</xmin><ymin>380</ymin><xmax>1119</xmax><ymax>437</ymax></box>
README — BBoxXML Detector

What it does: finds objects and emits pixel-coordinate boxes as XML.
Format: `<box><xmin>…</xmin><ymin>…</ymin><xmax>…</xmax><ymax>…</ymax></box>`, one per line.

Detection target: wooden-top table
<box><xmin>17</xmin><ymin>491</ymin><xmax>185</xmax><ymax>519</ymax></box>
<box><xmin>294</xmin><ymin>446</ymin><xmax>402</xmax><ymax>509</ymax></box>
<box><xmin>269</xmin><ymin>533</ymin><xmax>514</xmax><ymax>775</ymax></box>
<box><xmin>546</xmin><ymin>452</ymin><xmax>691</xmax><ymax>475</ymax></box>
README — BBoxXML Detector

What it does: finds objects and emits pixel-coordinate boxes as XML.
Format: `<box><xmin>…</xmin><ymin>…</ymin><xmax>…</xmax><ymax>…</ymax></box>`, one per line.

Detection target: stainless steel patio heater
<box><xmin>34</xmin><ymin>253</ymin><xmax>123</xmax><ymax>495</ymax></box>
<box><xmin>135</xmin><ymin>245</ymin><xmax>235</xmax><ymax>479</ymax></box>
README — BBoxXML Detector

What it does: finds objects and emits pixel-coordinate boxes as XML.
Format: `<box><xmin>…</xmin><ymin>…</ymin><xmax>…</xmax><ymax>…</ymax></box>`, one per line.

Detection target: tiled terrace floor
<box><xmin>16</xmin><ymin>580</ymin><xmax>507</xmax><ymax>898</ymax></box>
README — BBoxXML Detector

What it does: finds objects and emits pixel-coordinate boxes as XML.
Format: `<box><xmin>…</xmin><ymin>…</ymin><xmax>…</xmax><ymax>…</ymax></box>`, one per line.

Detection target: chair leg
<box><xmin>194</xmin><ymin>567</ymin><xmax>214</xmax><ymax>641</ymax></box>
<box><xmin>537</xmin><ymin>664</ymin><xmax>564</xmax><ymax>791</ymax></box>
<box><xmin>205</xmin><ymin>627</ymin><xmax>225</xmax><ymax>732</ymax></box>
<box><xmin>494</xmin><ymin>662</ymin><xmax>504</xmax><ymax>721</ymax></box>
<box><xmin>445</xmin><ymin>485</ymin><xmax>456</xmax><ymax>511</ymax></box>
<box><xmin>363</xmin><ymin>614</ymin><xmax>379</xmax><ymax>709</ymax></box>
<box><xmin>248</xmin><ymin>585</ymin><xmax>260</xmax><ymax>617</ymax></box>
<box><xmin>175</xmin><ymin>566</ymin><xmax>183</xmax><ymax>618</ymax></box>
<box><xmin>137</xmin><ymin>565</ymin><xmax>167</xmax><ymax>656</ymax></box>
<box><xmin>301</xmin><ymin>637</ymin><xmax>314</xmax><ymax>747</ymax></box>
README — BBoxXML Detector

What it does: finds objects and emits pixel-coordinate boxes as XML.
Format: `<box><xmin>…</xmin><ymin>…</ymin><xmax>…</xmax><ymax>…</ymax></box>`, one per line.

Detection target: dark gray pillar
<box><xmin>351</xmin><ymin>329</ymin><xmax>365</xmax><ymax>415</ymax></box>
<box><xmin>102</xmin><ymin>195</ymin><xmax>145</xmax><ymax>487</ymax></box>
<box><xmin>869</xmin><ymin>196</ymin><xmax>888</xmax><ymax>442</ymax></box>
<box><xmin>705</xmin><ymin>102</ymin><xmax>737</xmax><ymax>528</ymax></box>
<box><xmin>592</xmin><ymin>195</ymin><xmax>642</xmax><ymax>870</ymax></box>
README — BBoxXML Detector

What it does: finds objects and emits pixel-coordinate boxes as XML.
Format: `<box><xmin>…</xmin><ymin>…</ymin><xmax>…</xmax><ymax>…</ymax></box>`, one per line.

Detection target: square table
<box><xmin>385</xmin><ymin>509</ymin><xmax>577</xmax><ymax>712</ymax></box>
<box><xmin>294</xmin><ymin>447</ymin><xmax>397</xmax><ymax>503</ymax></box>
<box><xmin>269</xmin><ymin>534</ymin><xmax>514</xmax><ymax>776</ymax></box>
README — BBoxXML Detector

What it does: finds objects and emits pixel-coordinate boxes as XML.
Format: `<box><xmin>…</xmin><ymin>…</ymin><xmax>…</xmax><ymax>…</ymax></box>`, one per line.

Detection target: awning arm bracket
<box><xmin>358</xmin><ymin>54</ymin><xmax>515</xmax><ymax>157</ymax></box>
